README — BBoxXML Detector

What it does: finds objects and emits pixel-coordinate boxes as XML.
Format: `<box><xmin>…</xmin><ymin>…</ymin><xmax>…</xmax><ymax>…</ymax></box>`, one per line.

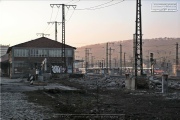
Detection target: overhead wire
<box><xmin>49</xmin><ymin>5</ymin><xmax>70</xmax><ymax>37</ymax></box>
<box><xmin>76</xmin><ymin>0</ymin><xmax>125</xmax><ymax>10</ymax></box>
<box><xmin>47</xmin><ymin>0</ymin><xmax>125</xmax><ymax>40</ymax></box>
<box><xmin>65</xmin><ymin>0</ymin><xmax>81</xmax><ymax>23</ymax></box>
<box><xmin>43</xmin><ymin>7</ymin><xmax>54</xmax><ymax>33</ymax></box>
<box><xmin>54</xmin><ymin>7</ymin><xmax>60</xmax><ymax>21</ymax></box>
<box><xmin>71</xmin><ymin>0</ymin><xmax>81</xmax><ymax>5</ymax></box>
<box><xmin>66</xmin><ymin>9</ymin><xmax>76</xmax><ymax>23</ymax></box>
<box><xmin>89</xmin><ymin>0</ymin><xmax>125</xmax><ymax>10</ymax></box>
<box><xmin>54</xmin><ymin>5</ymin><xmax>77</xmax><ymax>40</ymax></box>
<box><xmin>66</xmin><ymin>0</ymin><xmax>74</xmax><ymax>4</ymax></box>
<box><xmin>76</xmin><ymin>0</ymin><xmax>114</xmax><ymax>10</ymax></box>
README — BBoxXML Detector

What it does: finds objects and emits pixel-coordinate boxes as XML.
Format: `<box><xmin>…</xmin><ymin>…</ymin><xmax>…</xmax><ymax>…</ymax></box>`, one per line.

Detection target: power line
<box><xmin>66</xmin><ymin>9</ymin><xmax>76</xmax><ymax>23</ymax></box>
<box><xmin>90</xmin><ymin>0</ymin><xmax>125</xmax><ymax>10</ymax></box>
<box><xmin>49</xmin><ymin>7</ymin><xmax>54</xmax><ymax>21</ymax></box>
<box><xmin>76</xmin><ymin>0</ymin><xmax>114</xmax><ymax>10</ymax></box>
<box><xmin>76</xmin><ymin>0</ymin><xmax>125</xmax><ymax>10</ymax></box>
<box><xmin>54</xmin><ymin>7</ymin><xmax>60</xmax><ymax>21</ymax></box>
<box><xmin>71</xmin><ymin>0</ymin><xmax>81</xmax><ymax>4</ymax></box>
<box><xmin>43</xmin><ymin>7</ymin><xmax>54</xmax><ymax>33</ymax></box>
<box><xmin>66</xmin><ymin>0</ymin><xmax>74</xmax><ymax>4</ymax></box>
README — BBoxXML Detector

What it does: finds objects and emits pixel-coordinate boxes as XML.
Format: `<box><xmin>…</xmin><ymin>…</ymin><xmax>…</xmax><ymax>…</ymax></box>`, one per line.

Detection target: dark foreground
<box><xmin>24</xmin><ymin>79</ymin><xmax>180</xmax><ymax>120</ymax></box>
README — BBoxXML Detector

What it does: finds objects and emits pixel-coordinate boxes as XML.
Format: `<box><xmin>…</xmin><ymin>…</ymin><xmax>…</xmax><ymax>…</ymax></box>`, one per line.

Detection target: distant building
<box><xmin>0</xmin><ymin>45</ymin><xmax>9</xmax><ymax>75</ymax></box>
<box><xmin>0</xmin><ymin>45</ymin><xmax>9</xmax><ymax>63</ymax></box>
<box><xmin>0</xmin><ymin>37</ymin><xmax>76</xmax><ymax>78</ymax></box>
<box><xmin>0</xmin><ymin>45</ymin><xmax>9</xmax><ymax>57</ymax></box>
<box><xmin>172</xmin><ymin>64</ymin><xmax>180</xmax><ymax>76</ymax></box>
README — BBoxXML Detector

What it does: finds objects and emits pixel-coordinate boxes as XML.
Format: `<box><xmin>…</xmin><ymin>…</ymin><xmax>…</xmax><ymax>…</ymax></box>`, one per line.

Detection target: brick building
<box><xmin>1</xmin><ymin>37</ymin><xmax>76</xmax><ymax>78</ymax></box>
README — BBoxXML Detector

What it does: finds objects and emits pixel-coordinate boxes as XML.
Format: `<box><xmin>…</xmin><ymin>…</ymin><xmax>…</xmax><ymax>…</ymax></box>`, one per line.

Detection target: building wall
<box><xmin>10</xmin><ymin>47</ymin><xmax>75</xmax><ymax>78</ymax></box>
<box><xmin>0</xmin><ymin>45</ymin><xmax>9</xmax><ymax>57</ymax></box>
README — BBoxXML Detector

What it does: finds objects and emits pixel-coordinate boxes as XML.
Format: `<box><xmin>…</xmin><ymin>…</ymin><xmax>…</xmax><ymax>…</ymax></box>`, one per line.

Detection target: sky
<box><xmin>0</xmin><ymin>0</ymin><xmax>180</xmax><ymax>47</ymax></box>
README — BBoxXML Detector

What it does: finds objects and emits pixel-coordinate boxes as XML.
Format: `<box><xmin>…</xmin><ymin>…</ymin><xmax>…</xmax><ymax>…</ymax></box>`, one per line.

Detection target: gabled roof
<box><xmin>7</xmin><ymin>37</ymin><xmax>76</xmax><ymax>53</ymax></box>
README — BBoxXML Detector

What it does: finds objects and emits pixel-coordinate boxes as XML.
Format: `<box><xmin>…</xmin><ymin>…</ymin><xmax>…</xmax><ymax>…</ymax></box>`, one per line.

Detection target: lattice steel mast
<box><xmin>50</xmin><ymin>4</ymin><xmax>76</xmax><ymax>72</ymax></box>
<box><xmin>135</xmin><ymin>0</ymin><xmax>143</xmax><ymax>77</ymax></box>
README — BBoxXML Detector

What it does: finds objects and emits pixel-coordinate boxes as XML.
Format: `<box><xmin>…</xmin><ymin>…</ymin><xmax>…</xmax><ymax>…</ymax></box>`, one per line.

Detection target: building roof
<box><xmin>7</xmin><ymin>37</ymin><xmax>76</xmax><ymax>53</ymax></box>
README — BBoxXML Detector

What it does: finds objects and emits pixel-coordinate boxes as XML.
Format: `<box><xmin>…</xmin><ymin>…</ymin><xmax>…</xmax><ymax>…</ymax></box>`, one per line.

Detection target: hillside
<box><xmin>75</xmin><ymin>37</ymin><xmax>180</xmax><ymax>67</ymax></box>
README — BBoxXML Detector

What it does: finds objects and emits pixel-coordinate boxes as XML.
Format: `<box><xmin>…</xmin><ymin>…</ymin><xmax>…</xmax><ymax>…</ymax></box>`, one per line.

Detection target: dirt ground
<box><xmin>24</xmin><ymin>76</ymin><xmax>180</xmax><ymax>120</ymax></box>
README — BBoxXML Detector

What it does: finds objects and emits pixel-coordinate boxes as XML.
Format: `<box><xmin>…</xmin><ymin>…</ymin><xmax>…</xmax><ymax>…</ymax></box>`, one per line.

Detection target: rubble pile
<box><xmin>169</xmin><ymin>81</ymin><xmax>180</xmax><ymax>90</ymax></box>
<box><xmin>68</xmin><ymin>75</ymin><xmax>180</xmax><ymax>91</ymax></box>
<box><xmin>69</xmin><ymin>76</ymin><xmax>125</xmax><ymax>89</ymax></box>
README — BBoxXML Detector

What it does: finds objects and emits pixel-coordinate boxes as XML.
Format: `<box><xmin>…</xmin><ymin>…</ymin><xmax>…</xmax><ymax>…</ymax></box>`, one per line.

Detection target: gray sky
<box><xmin>0</xmin><ymin>0</ymin><xmax>179</xmax><ymax>47</ymax></box>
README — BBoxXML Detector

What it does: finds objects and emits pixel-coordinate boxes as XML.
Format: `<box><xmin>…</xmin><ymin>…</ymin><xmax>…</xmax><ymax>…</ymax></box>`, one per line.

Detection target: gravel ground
<box><xmin>0</xmin><ymin>92</ymin><xmax>54</xmax><ymax>120</ymax></box>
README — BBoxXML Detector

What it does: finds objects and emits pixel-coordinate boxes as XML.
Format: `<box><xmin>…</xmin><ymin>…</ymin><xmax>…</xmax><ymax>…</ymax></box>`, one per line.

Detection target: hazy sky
<box><xmin>0</xmin><ymin>0</ymin><xmax>180</xmax><ymax>47</ymax></box>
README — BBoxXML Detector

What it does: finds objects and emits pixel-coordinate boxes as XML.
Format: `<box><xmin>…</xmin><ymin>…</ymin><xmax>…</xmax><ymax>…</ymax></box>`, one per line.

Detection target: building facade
<box><xmin>0</xmin><ymin>45</ymin><xmax>9</xmax><ymax>57</ymax></box>
<box><xmin>172</xmin><ymin>64</ymin><xmax>180</xmax><ymax>76</ymax></box>
<box><xmin>1</xmin><ymin>37</ymin><xmax>76</xmax><ymax>78</ymax></box>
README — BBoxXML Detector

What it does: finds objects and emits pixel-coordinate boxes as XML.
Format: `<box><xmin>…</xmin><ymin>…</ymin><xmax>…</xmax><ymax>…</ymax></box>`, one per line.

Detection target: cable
<box><xmin>43</xmin><ymin>7</ymin><xmax>54</xmax><ymax>33</ymax></box>
<box><xmin>76</xmin><ymin>0</ymin><xmax>114</xmax><ymax>10</ymax></box>
<box><xmin>54</xmin><ymin>7</ymin><xmax>60</xmax><ymax>21</ymax></box>
<box><xmin>66</xmin><ymin>0</ymin><xmax>74</xmax><ymax>4</ymax></box>
<box><xmin>71</xmin><ymin>0</ymin><xmax>81</xmax><ymax>4</ymax></box>
<box><xmin>89</xmin><ymin>0</ymin><xmax>125</xmax><ymax>10</ymax></box>
<box><xmin>66</xmin><ymin>9</ymin><xmax>76</xmax><ymax>23</ymax></box>
<box><xmin>76</xmin><ymin>0</ymin><xmax>125</xmax><ymax>10</ymax></box>
<box><xmin>45</xmin><ymin>24</ymin><xmax>53</xmax><ymax>33</ymax></box>
<box><xmin>49</xmin><ymin>7</ymin><xmax>54</xmax><ymax>21</ymax></box>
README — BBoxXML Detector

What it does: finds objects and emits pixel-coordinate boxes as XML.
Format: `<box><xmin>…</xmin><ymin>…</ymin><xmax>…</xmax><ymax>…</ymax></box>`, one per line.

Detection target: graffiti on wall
<box><xmin>51</xmin><ymin>65</ymin><xmax>66</xmax><ymax>73</ymax></box>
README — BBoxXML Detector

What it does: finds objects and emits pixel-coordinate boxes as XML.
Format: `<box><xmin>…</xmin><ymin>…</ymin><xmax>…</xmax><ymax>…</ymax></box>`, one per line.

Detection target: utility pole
<box><xmin>102</xmin><ymin>59</ymin><xmax>104</xmax><ymax>69</ymax></box>
<box><xmin>176</xmin><ymin>42</ymin><xmax>179</xmax><ymax>69</ymax></box>
<box><xmin>85</xmin><ymin>48</ymin><xmax>88</xmax><ymax>74</ymax></box>
<box><xmin>124</xmin><ymin>52</ymin><xmax>126</xmax><ymax>73</ymax></box>
<box><xmin>106</xmin><ymin>42</ymin><xmax>114</xmax><ymax>74</ymax></box>
<box><xmin>106</xmin><ymin>43</ymin><xmax>108</xmax><ymax>74</ymax></box>
<box><xmin>135</xmin><ymin>0</ymin><xmax>143</xmax><ymax>77</ymax></box>
<box><xmin>146</xmin><ymin>50</ymin><xmax>150</xmax><ymax>74</ymax></box>
<box><xmin>81</xmin><ymin>58</ymin><xmax>84</xmax><ymax>68</ymax></box>
<box><xmin>150</xmin><ymin>53</ymin><xmax>154</xmax><ymax>76</ymax></box>
<box><xmin>91</xmin><ymin>56</ymin><xmax>95</xmax><ymax>68</ymax></box>
<box><xmin>85</xmin><ymin>48</ymin><xmax>91</xmax><ymax>74</ymax></box>
<box><xmin>120</xmin><ymin>44</ymin><xmax>122</xmax><ymax>75</ymax></box>
<box><xmin>109</xmin><ymin>47</ymin><xmax>114</xmax><ymax>71</ymax></box>
<box><xmin>50</xmin><ymin>4</ymin><xmax>76</xmax><ymax>72</ymax></box>
<box><xmin>133</xmin><ymin>34</ymin><xmax>136</xmax><ymax>75</ymax></box>
<box><xmin>47</xmin><ymin>21</ymin><xmax>61</xmax><ymax>41</ymax></box>
<box><xmin>36</xmin><ymin>33</ymin><xmax>50</xmax><ymax>37</ymax></box>
<box><xmin>109</xmin><ymin>47</ymin><xmax>112</xmax><ymax>70</ymax></box>
<box><xmin>114</xmin><ymin>58</ymin><xmax>117</xmax><ymax>68</ymax></box>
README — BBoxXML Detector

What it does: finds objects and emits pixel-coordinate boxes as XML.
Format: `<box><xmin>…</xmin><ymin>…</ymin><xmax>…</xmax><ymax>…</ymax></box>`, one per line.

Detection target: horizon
<box><xmin>0</xmin><ymin>0</ymin><xmax>180</xmax><ymax>47</ymax></box>
<box><xmin>2</xmin><ymin>36</ymin><xmax>180</xmax><ymax>48</ymax></box>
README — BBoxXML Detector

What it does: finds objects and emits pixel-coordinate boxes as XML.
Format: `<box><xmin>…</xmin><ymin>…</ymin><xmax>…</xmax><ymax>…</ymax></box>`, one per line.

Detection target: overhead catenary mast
<box><xmin>47</xmin><ymin>21</ymin><xmax>61</xmax><ymax>41</ymax></box>
<box><xmin>135</xmin><ymin>0</ymin><xmax>143</xmax><ymax>77</ymax></box>
<box><xmin>50</xmin><ymin>4</ymin><xmax>76</xmax><ymax>72</ymax></box>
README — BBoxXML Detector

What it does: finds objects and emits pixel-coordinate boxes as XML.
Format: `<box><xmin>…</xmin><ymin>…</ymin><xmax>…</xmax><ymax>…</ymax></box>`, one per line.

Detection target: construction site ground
<box><xmin>1</xmin><ymin>75</ymin><xmax>180</xmax><ymax>119</ymax></box>
<box><xmin>23</xmin><ymin>75</ymin><xmax>180</xmax><ymax>120</ymax></box>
